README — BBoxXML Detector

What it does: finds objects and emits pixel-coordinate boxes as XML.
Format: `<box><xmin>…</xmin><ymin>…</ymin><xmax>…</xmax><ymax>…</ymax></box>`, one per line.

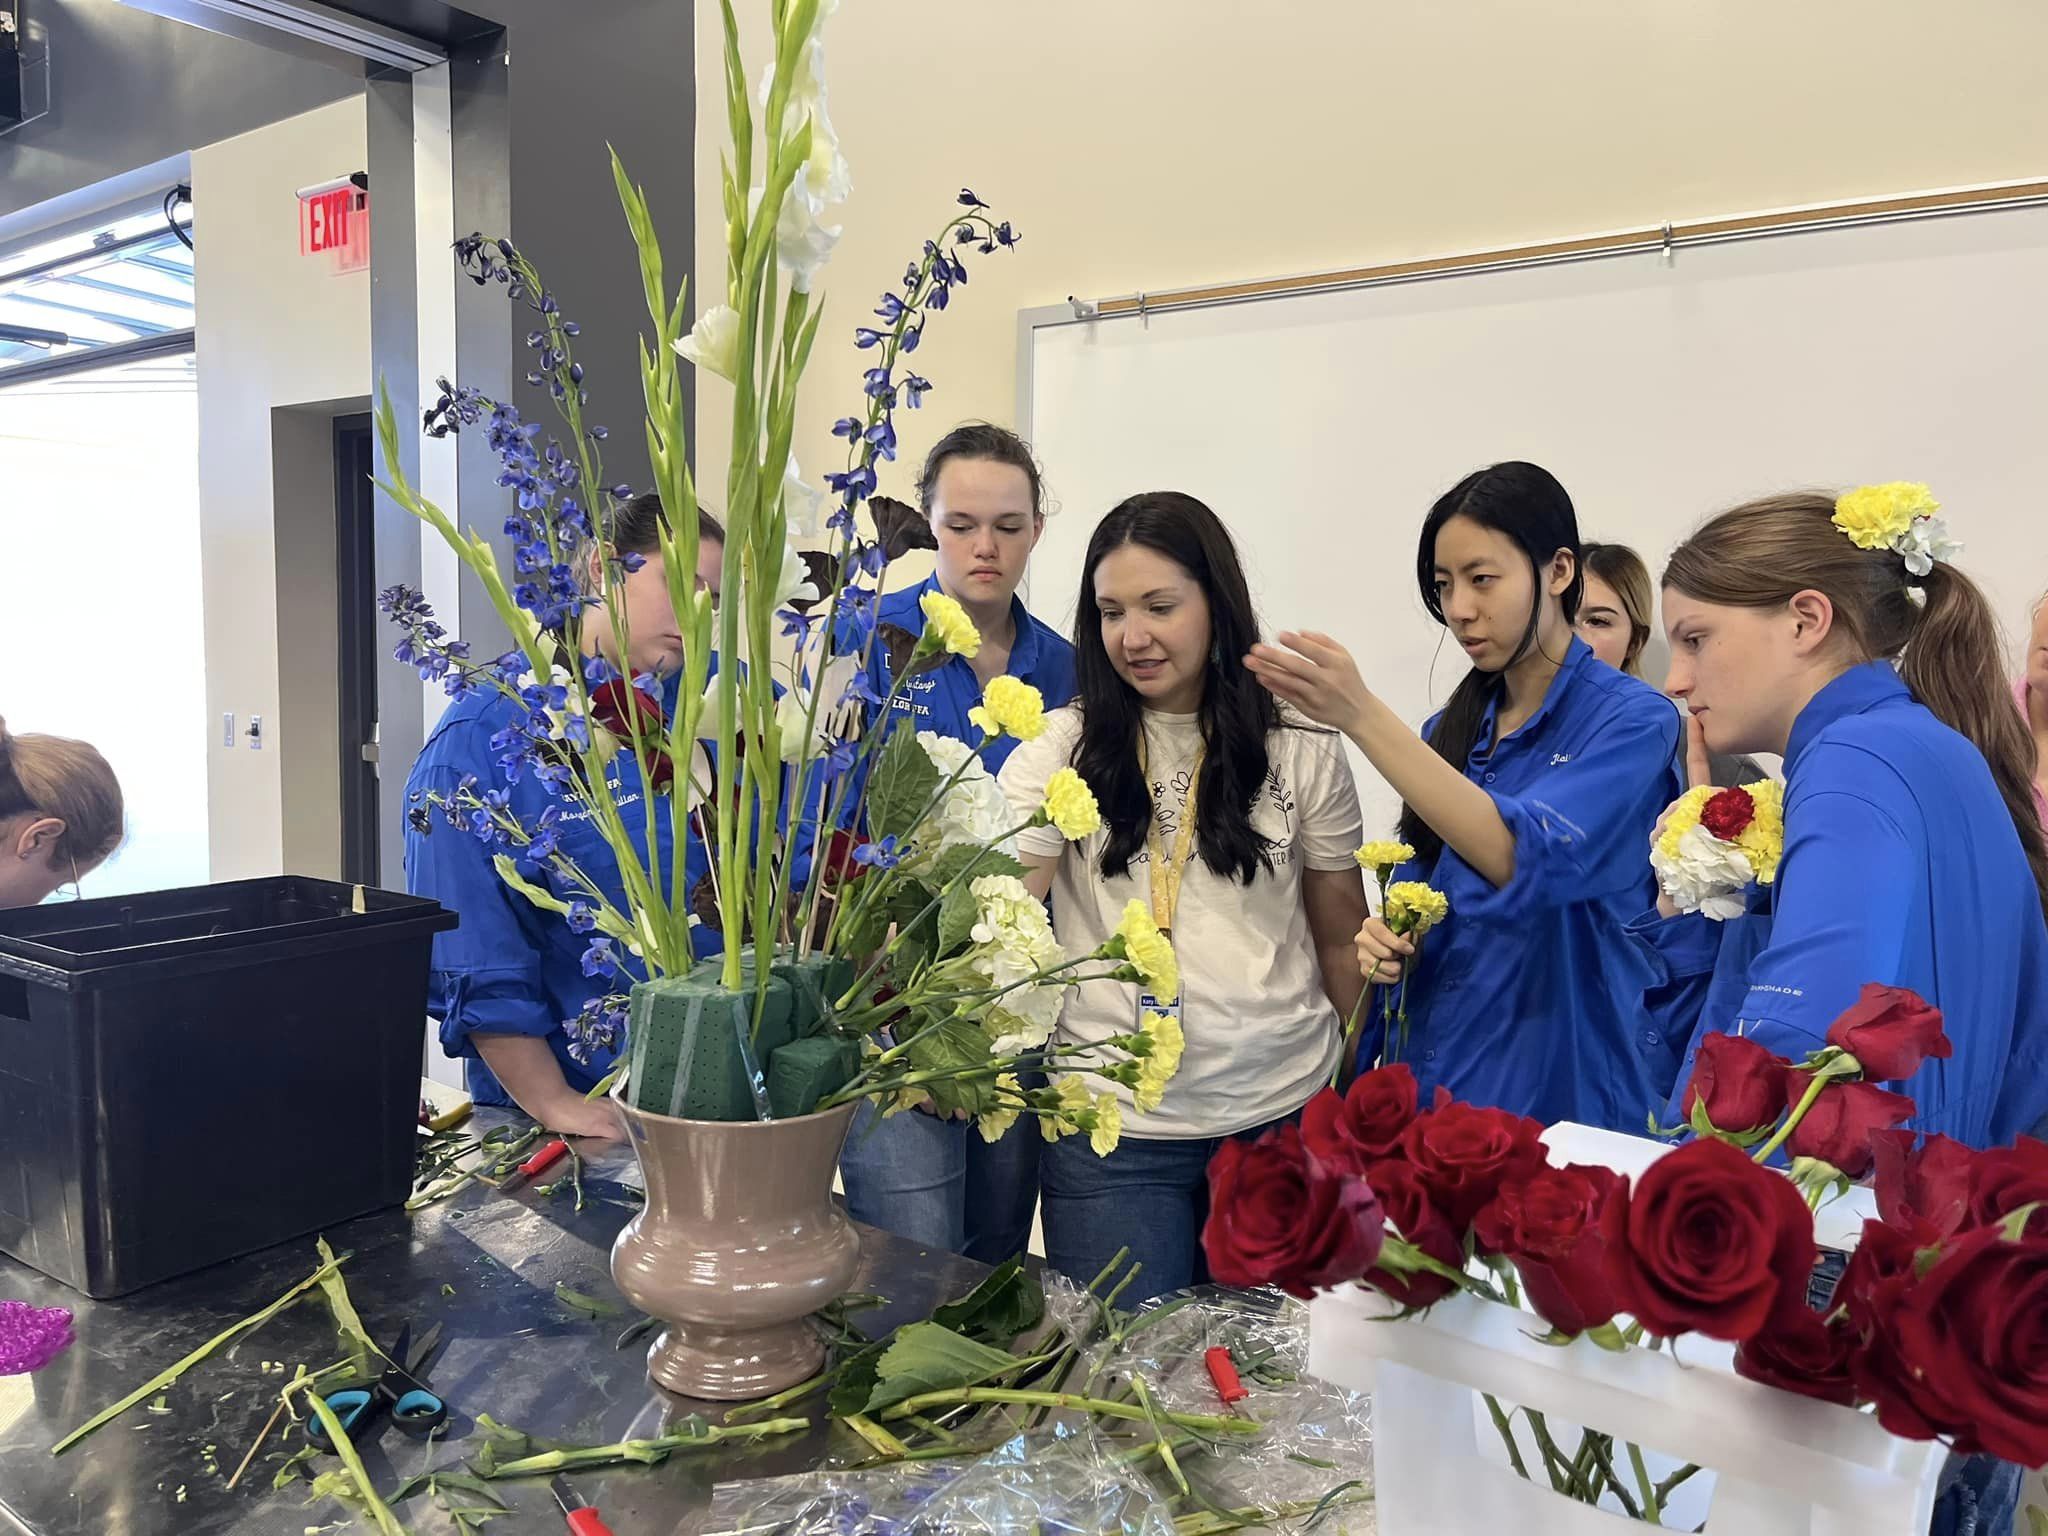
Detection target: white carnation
<box><xmin>914</xmin><ymin>733</ymin><xmax>1016</xmax><ymax>859</ymax></box>
<box><xmin>1652</xmin><ymin>823</ymin><xmax>1755</xmax><ymax>921</ymax></box>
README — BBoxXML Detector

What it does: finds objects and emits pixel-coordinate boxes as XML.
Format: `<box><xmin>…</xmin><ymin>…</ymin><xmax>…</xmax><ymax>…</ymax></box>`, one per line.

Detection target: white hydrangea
<box><xmin>1652</xmin><ymin>823</ymin><xmax>1755</xmax><ymax>921</ymax></box>
<box><xmin>915</xmin><ymin>733</ymin><xmax>1016</xmax><ymax>860</ymax></box>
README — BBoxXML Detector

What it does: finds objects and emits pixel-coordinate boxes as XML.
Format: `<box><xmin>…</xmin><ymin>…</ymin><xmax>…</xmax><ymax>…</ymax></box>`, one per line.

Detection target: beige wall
<box><xmin>694</xmin><ymin>0</ymin><xmax>2048</xmax><ymax>535</ymax></box>
<box><xmin>192</xmin><ymin>96</ymin><xmax>370</xmax><ymax>880</ymax></box>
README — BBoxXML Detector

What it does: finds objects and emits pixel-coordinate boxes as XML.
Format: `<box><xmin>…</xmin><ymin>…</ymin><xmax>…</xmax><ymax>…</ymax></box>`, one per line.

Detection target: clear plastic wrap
<box><xmin>700</xmin><ymin>1427</ymin><xmax>1176</xmax><ymax>1535</ymax></box>
<box><xmin>699</xmin><ymin>1280</ymin><xmax>1373</xmax><ymax>1535</ymax></box>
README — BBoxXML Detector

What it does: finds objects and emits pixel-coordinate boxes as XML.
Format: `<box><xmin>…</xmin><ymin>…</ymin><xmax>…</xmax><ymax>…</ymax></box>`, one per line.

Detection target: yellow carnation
<box><xmin>975</xmin><ymin>1072</ymin><xmax>1022</xmax><ymax>1144</ymax></box>
<box><xmin>880</xmin><ymin>1086</ymin><xmax>927</xmax><ymax>1119</ymax></box>
<box><xmin>1041</xmin><ymin>1074</ymin><xmax>1094</xmax><ymax>1143</ymax></box>
<box><xmin>1384</xmin><ymin>881</ymin><xmax>1449</xmax><ymax>938</ymax></box>
<box><xmin>968</xmin><ymin>675</ymin><xmax>1047</xmax><ymax>742</ymax></box>
<box><xmin>1833</xmin><ymin>482</ymin><xmax>1938</xmax><ymax>552</ymax></box>
<box><xmin>1113</xmin><ymin>900</ymin><xmax>1180</xmax><ymax>1004</ymax></box>
<box><xmin>1090</xmin><ymin>1093</ymin><xmax>1122</xmax><ymax>1156</ymax></box>
<box><xmin>1733</xmin><ymin>778</ymin><xmax>1785</xmax><ymax>886</ymax></box>
<box><xmin>1354</xmin><ymin>839</ymin><xmax>1416</xmax><ymax>874</ymax></box>
<box><xmin>1653</xmin><ymin>784</ymin><xmax>1713</xmax><ymax>866</ymax></box>
<box><xmin>1133</xmin><ymin>1011</ymin><xmax>1185</xmax><ymax>1114</ymax></box>
<box><xmin>918</xmin><ymin>590</ymin><xmax>981</xmax><ymax>658</ymax></box>
<box><xmin>1041</xmin><ymin>768</ymin><xmax>1103</xmax><ymax>840</ymax></box>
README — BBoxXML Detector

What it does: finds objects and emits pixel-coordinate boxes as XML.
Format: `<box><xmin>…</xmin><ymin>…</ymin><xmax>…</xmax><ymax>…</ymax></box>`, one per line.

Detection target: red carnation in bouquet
<box><xmin>1699</xmin><ymin>786</ymin><xmax>1758</xmax><ymax>840</ymax></box>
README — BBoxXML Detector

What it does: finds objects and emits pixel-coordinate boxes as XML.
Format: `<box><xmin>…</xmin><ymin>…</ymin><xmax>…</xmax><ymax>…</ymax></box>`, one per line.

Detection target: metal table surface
<box><xmin>0</xmin><ymin>1112</ymin><xmax>987</xmax><ymax>1535</ymax></box>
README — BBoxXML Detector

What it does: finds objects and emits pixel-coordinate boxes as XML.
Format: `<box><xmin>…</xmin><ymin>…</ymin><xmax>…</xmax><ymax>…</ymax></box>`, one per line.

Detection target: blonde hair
<box><xmin>1581</xmin><ymin>542</ymin><xmax>1655</xmax><ymax>676</ymax></box>
<box><xmin>1664</xmin><ymin>494</ymin><xmax>2048</xmax><ymax>918</ymax></box>
<box><xmin>0</xmin><ymin>718</ymin><xmax>125</xmax><ymax>868</ymax></box>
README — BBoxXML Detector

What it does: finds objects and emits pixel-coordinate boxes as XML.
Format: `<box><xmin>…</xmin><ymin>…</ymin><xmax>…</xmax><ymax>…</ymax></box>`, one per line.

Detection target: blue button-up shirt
<box><xmin>1638</xmin><ymin>661</ymin><xmax>2048</xmax><ymax>1147</ymax></box>
<box><xmin>403</xmin><ymin>672</ymin><xmax>721</xmax><ymax>1107</ymax></box>
<box><xmin>1377</xmin><ymin>636</ymin><xmax>1684</xmax><ymax>1131</ymax></box>
<box><xmin>844</xmin><ymin>573</ymin><xmax>1078</xmax><ymax>773</ymax></box>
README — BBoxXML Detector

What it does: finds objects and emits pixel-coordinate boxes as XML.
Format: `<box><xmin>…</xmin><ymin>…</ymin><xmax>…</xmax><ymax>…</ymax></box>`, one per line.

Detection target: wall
<box><xmin>192</xmin><ymin>95</ymin><xmax>371</xmax><ymax>880</ymax></box>
<box><xmin>0</xmin><ymin>0</ymin><xmax>356</xmax><ymax>229</ymax></box>
<box><xmin>693</xmin><ymin>0</ymin><xmax>2048</xmax><ymax>547</ymax></box>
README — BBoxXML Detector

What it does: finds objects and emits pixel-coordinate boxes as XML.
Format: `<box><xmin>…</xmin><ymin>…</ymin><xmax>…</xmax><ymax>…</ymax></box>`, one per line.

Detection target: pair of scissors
<box><xmin>307</xmin><ymin>1322</ymin><xmax>449</xmax><ymax>1453</ymax></box>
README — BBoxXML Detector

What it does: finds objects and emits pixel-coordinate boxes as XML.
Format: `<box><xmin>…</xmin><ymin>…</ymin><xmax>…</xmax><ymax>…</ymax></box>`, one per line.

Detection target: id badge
<box><xmin>1137</xmin><ymin>992</ymin><xmax>1182</xmax><ymax>1030</ymax></box>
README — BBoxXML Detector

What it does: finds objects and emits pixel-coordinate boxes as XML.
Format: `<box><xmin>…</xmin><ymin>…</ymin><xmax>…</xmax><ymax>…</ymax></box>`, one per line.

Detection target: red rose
<box><xmin>1700</xmin><ymin>786</ymin><xmax>1756</xmax><ymax>840</ymax></box>
<box><xmin>1680</xmin><ymin>1032</ymin><xmax>1790</xmax><ymax>1135</ymax></box>
<box><xmin>1872</xmin><ymin>1130</ymin><xmax>1976</xmax><ymax>1240</ymax></box>
<box><xmin>1839</xmin><ymin>1218</ymin><xmax>1948</xmax><ymax>1441</ymax></box>
<box><xmin>1733</xmin><ymin>1308</ymin><xmax>1860</xmax><ymax>1406</ymax></box>
<box><xmin>1888</xmin><ymin>1226</ymin><xmax>2048</xmax><ymax>1466</ymax></box>
<box><xmin>590</xmin><ymin>679</ymin><xmax>676</xmax><ymax>793</ymax></box>
<box><xmin>1965</xmin><ymin>1137</ymin><xmax>2048</xmax><ymax>1239</ymax></box>
<box><xmin>1359</xmin><ymin>1158</ymin><xmax>1465</xmax><ymax>1309</ymax></box>
<box><xmin>1202</xmin><ymin>1126</ymin><xmax>1385</xmax><ymax>1300</ymax></box>
<box><xmin>1823</xmin><ymin>983</ymin><xmax>1952</xmax><ymax>1082</ymax></box>
<box><xmin>1603</xmin><ymin>1136</ymin><xmax>1816</xmax><ymax>1342</ymax></box>
<box><xmin>1474</xmin><ymin>1164</ymin><xmax>1628</xmax><ymax>1337</ymax></box>
<box><xmin>1399</xmin><ymin>1102</ymin><xmax>1547</xmax><ymax>1229</ymax></box>
<box><xmin>1301</xmin><ymin>1067</ymin><xmax>1421</xmax><ymax>1177</ymax></box>
<box><xmin>815</xmin><ymin>829</ymin><xmax>868</xmax><ymax>892</ymax></box>
<box><xmin>1783</xmin><ymin>1076</ymin><xmax>1915</xmax><ymax>1178</ymax></box>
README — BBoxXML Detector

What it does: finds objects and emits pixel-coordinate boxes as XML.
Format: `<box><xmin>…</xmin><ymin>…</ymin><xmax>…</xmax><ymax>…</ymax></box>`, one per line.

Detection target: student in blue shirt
<box><xmin>1636</xmin><ymin>489</ymin><xmax>2048</xmax><ymax>1149</ymax></box>
<box><xmin>404</xmin><ymin>499</ymin><xmax>726</xmax><ymax>1138</ymax></box>
<box><xmin>1246</xmin><ymin>461</ymin><xmax>1684</xmax><ymax>1130</ymax></box>
<box><xmin>836</xmin><ymin>423</ymin><xmax>1076</xmax><ymax>1264</ymax></box>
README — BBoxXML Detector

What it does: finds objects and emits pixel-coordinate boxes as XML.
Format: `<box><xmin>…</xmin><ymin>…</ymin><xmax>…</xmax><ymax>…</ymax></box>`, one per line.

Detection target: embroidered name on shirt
<box><xmin>1548</xmin><ymin>753</ymin><xmax>1573</xmax><ymax>766</ymax></box>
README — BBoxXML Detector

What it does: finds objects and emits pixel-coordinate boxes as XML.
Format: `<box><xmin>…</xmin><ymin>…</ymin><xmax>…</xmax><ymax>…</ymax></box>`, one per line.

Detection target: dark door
<box><xmin>334</xmin><ymin>413</ymin><xmax>379</xmax><ymax>886</ymax></box>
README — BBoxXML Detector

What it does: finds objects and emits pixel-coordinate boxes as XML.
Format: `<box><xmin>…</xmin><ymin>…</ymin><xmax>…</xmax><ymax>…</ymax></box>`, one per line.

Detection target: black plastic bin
<box><xmin>0</xmin><ymin>876</ymin><xmax>457</xmax><ymax>1297</ymax></box>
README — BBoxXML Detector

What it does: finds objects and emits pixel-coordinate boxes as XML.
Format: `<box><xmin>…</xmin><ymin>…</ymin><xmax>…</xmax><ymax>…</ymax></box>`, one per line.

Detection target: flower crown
<box><xmin>1831</xmin><ymin>483</ymin><xmax>1963</xmax><ymax>605</ymax></box>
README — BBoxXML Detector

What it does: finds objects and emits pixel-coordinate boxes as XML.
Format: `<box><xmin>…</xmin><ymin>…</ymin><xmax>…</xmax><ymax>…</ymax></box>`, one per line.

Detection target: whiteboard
<box><xmin>1023</xmin><ymin>205</ymin><xmax>2048</xmax><ymax>838</ymax></box>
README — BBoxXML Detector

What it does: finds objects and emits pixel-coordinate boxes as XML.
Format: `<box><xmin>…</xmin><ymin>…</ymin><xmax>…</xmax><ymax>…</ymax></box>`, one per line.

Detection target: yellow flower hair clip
<box><xmin>1832</xmin><ymin>483</ymin><xmax>1963</xmax><ymax>597</ymax></box>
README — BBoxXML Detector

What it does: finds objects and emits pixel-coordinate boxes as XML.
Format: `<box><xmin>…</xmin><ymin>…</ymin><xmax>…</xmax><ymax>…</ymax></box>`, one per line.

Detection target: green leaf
<box><xmin>883</xmin><ymin>881</ymin><xmax>940</xmax><ymax>977</ymax></box>
<box><xmin>937</xmin><ymin>879</ymin><xmax>980</xmax><ymax>955</ymax></box>
<box><xmin>859</xmin><ymin>1323</ymin><xmax>1028</xmax><ymax>1414</ymax></box>
<box><xmin>922</xmin><ymin>842</ymin><xmax>1027</xmax><ymax>892</ymax></box>
<box><xmin>904</xmin><ymin>1015</ymin><xmax>998</xmax><ymax>1117</ymax></box>
<box><xmin>428</xmin><ymin>1473</ymin><xmax>508</xmax><ymax>1511</ymax></box>
<box><xmin>827</xmin><ymin>1337</ymin><xmax>890</xmax><ymax>1417</ymax></box>
<box><xmin>929</xmin><ymin>1258</ymin><xmax>1046</xmax><ymax>1346</ymax></box>
<box><xmin>2025</xmin><ymin>1506</ymin><xmax>2048</xmax><ymax>1536</ymax></box>
<box><xmin>867</xmin><ymin>723</ymin><xmax>939</xmax><ymax>842</ymax></box>
<box><xmin>315</xmin><ymin>1238</ymin><xmax>376</xmax><ymax>1377</ymax></box>
<box><xmin>2000</xmin><ymin>1201</ymin><xmax>2044</xmax><ymax>1242</ymax></box>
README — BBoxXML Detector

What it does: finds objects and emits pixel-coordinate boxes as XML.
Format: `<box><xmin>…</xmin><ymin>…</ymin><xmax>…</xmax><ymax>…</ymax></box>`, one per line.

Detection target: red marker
<box><xmin>518</xmin><ymin>1139</ymin><xmax>569</xmax><ymax>1179</ymax></box>
<box><xmin>551</xmin><ymin>1473</ymin><xmax>616</xmax><ymax>1535</ymax></box>
<box><xmin>1204</xmin><ymin>1346</ymin><xmax>1248</xmax><ymax>1405</ymax></box>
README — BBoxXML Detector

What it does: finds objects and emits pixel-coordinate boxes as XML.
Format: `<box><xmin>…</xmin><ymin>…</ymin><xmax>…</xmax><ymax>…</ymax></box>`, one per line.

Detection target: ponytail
<box><xmin>1899</xmin><ymin>566</ymin><xmax>2048</xmax><ymax>915</ymax></box>
<box><xmin>1664</xmin><ymin>494</ymin><xmax>2048</xmax><ymax>921</ymax></box>
<box><xmin>0</xmin><ymin>717</ymin><xmax>125</xmax><ymax>869</ymax></box>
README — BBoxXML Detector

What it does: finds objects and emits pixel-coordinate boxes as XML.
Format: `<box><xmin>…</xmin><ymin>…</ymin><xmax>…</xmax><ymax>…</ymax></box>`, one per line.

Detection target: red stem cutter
<box><xmin>1205</xmin><ymin>1346</ymin><xmax>1249</xmax><ymax>1406</ymax></box>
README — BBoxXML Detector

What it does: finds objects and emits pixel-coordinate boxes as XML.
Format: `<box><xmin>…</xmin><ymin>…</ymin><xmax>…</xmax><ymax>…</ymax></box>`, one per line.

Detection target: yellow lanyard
<box><xmin>1137</xmin><ymin>734</ymin><xmax>1206</xmax><ymax>937</ymax></box>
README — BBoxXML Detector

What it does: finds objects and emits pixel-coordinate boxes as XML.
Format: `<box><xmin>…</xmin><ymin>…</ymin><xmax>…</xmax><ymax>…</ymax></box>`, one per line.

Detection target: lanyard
<box><xmin>1137</xmin><ymin>733</ymin><xmax>1206</xmax><ymax>937</ymax></box>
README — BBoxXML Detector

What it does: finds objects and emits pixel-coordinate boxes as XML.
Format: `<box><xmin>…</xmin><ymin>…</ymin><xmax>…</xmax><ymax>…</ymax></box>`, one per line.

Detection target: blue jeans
<box><xmin>839</xmin><ymin>1096</ymin><xmax>1041</xmax><ymax>1265</ymax></box>
<box><xmin>1041</xmin><ymin>1113</ymin><xmax>1297</xmax><ymax>1304</ymax></box>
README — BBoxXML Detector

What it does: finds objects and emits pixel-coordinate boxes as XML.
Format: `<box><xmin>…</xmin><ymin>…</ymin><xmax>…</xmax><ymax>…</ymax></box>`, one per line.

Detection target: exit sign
<box><xmin>299</xmin><ymin>182</ymin><xmax>369</xmax><ymax>274</ymax></box>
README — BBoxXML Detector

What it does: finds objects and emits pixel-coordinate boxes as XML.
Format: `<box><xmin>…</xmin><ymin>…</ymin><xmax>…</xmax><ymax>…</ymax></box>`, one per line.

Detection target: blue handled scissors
<box><xmin>307</xmin><ymin>1322</ymin><xmax>449</xmax><ymax>1453</ymax></box>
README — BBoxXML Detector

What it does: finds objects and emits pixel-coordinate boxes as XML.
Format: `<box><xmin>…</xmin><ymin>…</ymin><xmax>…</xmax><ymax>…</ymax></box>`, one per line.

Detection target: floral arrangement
<box><xmin>1203</xmin><ymin>982</ymin><xmax>2048</xmax><ymax>1518</ymax></box>
<box><xmin>374</xmin><ymin>0</ymin><xmax>1175</xmax><ymax>1138</ymax></box>
<box><xmin>1650</xmin><ymin>778</ymin><xmax>1783</xmax><ymax>920</ymax></box>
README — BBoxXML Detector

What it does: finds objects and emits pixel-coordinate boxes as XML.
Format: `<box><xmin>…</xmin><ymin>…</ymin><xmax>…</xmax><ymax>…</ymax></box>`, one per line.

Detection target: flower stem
<box><xmin>1751</xmin><ymin>1063</ymin><xmax>1840</xmax><ymax>1165</ymax></box>
<box><xmin>1627</xmin><ymin>1440</ymin><xmax>1662</xmax><ymax>1525</ymax></box>
<box><xmin>1481</xmin><ymin>1394</ymin><xmax>1532</xmax><ymax>1482</ymax></box>
<box><xmin>874</xmin><ymin>1387</ymin><xmax>1257</xmax><ymax>1437</ymax></box>
<box><xmin>482</xmin><ymin>1416</ymin><xmax>809</xmax><ymax>1478</ymax></box>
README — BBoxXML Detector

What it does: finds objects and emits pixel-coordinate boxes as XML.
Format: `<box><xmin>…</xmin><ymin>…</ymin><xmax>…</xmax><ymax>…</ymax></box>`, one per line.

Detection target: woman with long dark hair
<box><xmin>999</xmin><ymin>492</ymin><xmax>1369</xmax><ymax>1298</ymax></box>
<box><xmin>1245</xmin><ymin>462</ymin><xmax>1684</xmax><ymax>1129</ymax></box>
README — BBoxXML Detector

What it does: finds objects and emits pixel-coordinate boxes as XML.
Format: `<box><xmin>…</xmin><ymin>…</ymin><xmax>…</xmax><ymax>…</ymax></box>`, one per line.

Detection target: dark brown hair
<box><xmin>608</xmin><ymin>494</ymin><xmax>723</xmax><ymax>554</ymax></box>
<box><xmin>1663</xmin><ymin>493</ymin><xmax>2048</xmax><ymax>917</ymax></box>
<box><xmin>0</xmin><ymin>717</ymin><xmax>124</xmax><ymax>869</ymax></box>
<box><xmin>916</xmin><ymin>423</ymin><xmax>1045</xmax><ymax>520</ymax></box>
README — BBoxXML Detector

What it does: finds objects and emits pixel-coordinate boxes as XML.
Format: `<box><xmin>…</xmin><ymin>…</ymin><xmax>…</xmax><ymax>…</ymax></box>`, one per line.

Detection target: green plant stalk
<box><xmin>1655</xmin><ymin>1462</ymin><xmax>1702</xmax><ymax>1504</ymax></box>
<box><xmin>1579</xmin><ymin>1431</ymin><xmax>1643</xmax><ymax>1521</ymax></box>
<box><xmin>875</xmin><ymin>1387</ymin><xmax>1256</xmax><ymax>1437</ymax></box>
<box><xmin>304</xmin><ymin>1391</ymin><xmax>411</xmax><ymax>1536</ymax></box>
<box><xmin>1628</xmin><ymin>1440</ymin><xmax>1663</xmax><ymax>1526</ymax></box>
<box><xmin>1751</xmin><ymin>1059</ymin><xmax>1848</xmax><ymax>1165</ymax></box>
<box><xmin>52</xmin><ymin>1253</ymin><xmax>348</xmax><ymax>1454</ymax></box>
<box><xmin>1481</xmin><ymin>1394</ymin><xmax>1532</xmax><ymax>1482</ymax></box>
<box><xmin>722</xmin><ymin>1368</ymin><xmax>832</xmax><ymax>1424</ymax></box>
<box><xmin>482</xmin><ymin>1416</ymin><xmax>810</xmax><ymax>1478</ymax></box>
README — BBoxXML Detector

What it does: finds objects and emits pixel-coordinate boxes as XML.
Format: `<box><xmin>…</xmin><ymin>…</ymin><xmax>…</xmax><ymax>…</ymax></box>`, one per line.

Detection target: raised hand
<box><xmin>1244</xmin><ymin>630</ymin><xmax>1373</xmax><ymax>736</ymax></box>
